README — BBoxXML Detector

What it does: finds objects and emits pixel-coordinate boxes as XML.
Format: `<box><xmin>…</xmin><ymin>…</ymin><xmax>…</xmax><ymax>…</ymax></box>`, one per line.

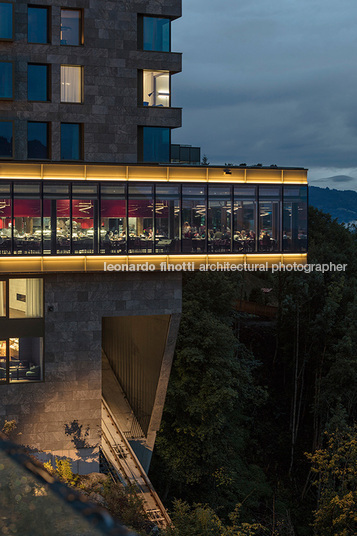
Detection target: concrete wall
<box><xmin>0</xmin><ymin>271</ymin><xmax>182</xmax><ymax>473</ymax></box>
<box><xmin>0</xmin><ymin>0</ymin><xmax>182</xmax><ymax>162</ymax></box>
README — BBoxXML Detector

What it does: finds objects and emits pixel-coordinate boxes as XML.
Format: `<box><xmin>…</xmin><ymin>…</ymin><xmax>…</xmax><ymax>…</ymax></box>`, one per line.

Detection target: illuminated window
<box><xmin>9</xmin><ymin>279</ymin><xmax>43</xmax><ymax>318</ymax></box>
<box><xmin>61</xmin><ymin>65</ymin><xmax>82</xmax><ymax>103</ymax></box>
<box><xmin>100</xmin><ymin>184</ymin><xmax>126</xmax><ymax>254</ymax></box>
<box><xmin>0</xmin><ymin>338</ymin><xmax>43</xmax><ymax>382</ymax></box>
<box><xmin>0</xmin><ymin>281</ymin><xmax>5</xmax><ymax>316</ymax></box>
<box><xmin>233</xmin><ymin>187</ymin><xmax>257</xmax><ymax>253</ymax></box>
<box><xmin>0</xmin><ymin>3</ymin><xmax>13</xmax><ymax>40</ymax></box>
<box><xmin>143</xmin><ymin>71</ymin><xmax>170</xmax><ymax>107</ymax></box>
<box><xmin>0</xmin><ymin>278</ymin><xmax>44</xmax><ymax>383</ymax></box>
<box><xmin>182</xmin><ymin>186</ymin><xmax>207</xmax><ymax>253</ymax></box>
<box><xmin>128</xmin><ymin>185</ymin><xmax>154</xmax><ymax>253</ymax></box>
<box><xmin>61</xmin><ymin>9</ymin><xmax>82</xmax><ymax>45</ymax></box>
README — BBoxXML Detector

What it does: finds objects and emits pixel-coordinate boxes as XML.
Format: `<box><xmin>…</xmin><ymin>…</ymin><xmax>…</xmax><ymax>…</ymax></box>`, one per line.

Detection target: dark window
<box><xmin>28</xmin><ymin>6</ymin><xmax>49</xmax><ymax>44</ymax></box>
<box><xmin>283</xmin><ymin>186</ymin><xmax>307</xmax><ymax>252</ymax></box>
<box><xmin>258</xmin><ymin>186</ymin><xmax>281</xmax><ymax>252</ymax></box>
<box><xmin>28</xmin><ymin>122</ymin><xmax>49</xmax><ymax>159</ymax></box>
<box><xmin>61</xmin><ymin>9</ymin><xmax>82</xmax><ymax>45</ymax></box>
<box><xmin>61</xmin><ymin>123</ymin><xmax>81</xmax><ymax>160</ymax></box>
<box><xmin>0</xmin><ymin>121</ymin><xmax>13</xmax><ymax>157</ymax></box>
<box><xmin>143</xmin><ymin>17</ymin><xmax>170</xmax><ymax>51</ymax></box>
<box><xmin>0</xmin><ymin>62</ymin><xmax>13</xmax><ymax>99</ymax></box>
<box><xmin>28</xmin><ymin>64</ymin><xmax>49</xmax><ymax>101</ymax></box>
<box><xmin>142</xmin><ymin>127</ymin><xmax>170</xmax><ymax>163</ymax></box>
<box><xmin>0</xmin><ymin>3</ymin><xmax>13</xmax><ymax>40</ymax></box>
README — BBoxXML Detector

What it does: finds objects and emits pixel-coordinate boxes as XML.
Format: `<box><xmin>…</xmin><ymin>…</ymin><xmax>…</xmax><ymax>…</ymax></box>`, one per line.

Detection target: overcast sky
<box><xmin>171</xmin><ymin>0</ymin><xmax>357</xmax><ymax>187</ymax></box>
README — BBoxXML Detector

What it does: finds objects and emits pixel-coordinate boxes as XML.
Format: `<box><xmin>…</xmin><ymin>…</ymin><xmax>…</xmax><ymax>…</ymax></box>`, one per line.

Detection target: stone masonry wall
<box><xmin>0</xmin><ymin>0</ymin><xmax>182</xmax><ymax>162</ymax></box>
<box><xmin>0</xmin><ymin>271</ymin><xmax>182</xmax><ymax>473</ymax></box>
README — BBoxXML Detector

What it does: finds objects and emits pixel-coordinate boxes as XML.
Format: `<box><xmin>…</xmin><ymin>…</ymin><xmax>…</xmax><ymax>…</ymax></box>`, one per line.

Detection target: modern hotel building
<box><xmin>0</xmin><ymin>0</ymin><xmax>307</xmax><ymax>473</ymax></box>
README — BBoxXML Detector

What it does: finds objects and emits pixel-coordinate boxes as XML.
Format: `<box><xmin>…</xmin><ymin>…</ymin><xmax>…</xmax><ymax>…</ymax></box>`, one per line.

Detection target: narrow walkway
<box><xmin>101</xmin><ymin>397</ymin><xmax>171</xmax><ymax>529</ymax></box>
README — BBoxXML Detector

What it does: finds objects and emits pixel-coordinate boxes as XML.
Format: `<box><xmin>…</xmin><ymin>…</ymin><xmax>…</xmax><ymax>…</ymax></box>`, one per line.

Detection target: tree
<box><xmin>152</xmin><ymin>272</ymin><xmax>269</xmax><ymax>514</ymax></box>
<box><xmin>306</xmin><ymin>426</ymin><xmax>357</xmax><ymax>536</ymax></box>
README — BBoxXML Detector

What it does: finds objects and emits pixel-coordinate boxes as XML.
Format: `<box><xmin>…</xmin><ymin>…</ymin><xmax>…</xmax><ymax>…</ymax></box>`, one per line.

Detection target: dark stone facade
<box><xmin>0</xmin><ymin>272</ymin><xmax>182</xmax><ymax>473</ymax></box>
<box><xmin>0</xmin><ymin>0</ymin><xmax>182</xmax><ymax>162</ymax></box>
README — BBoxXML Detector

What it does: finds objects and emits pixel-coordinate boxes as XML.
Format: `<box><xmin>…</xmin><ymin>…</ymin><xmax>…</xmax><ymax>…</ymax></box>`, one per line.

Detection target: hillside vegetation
<box><xmin>150</xmin><ymin>207</ymin><xmax>357</xmax><ymax>536</ymax></box>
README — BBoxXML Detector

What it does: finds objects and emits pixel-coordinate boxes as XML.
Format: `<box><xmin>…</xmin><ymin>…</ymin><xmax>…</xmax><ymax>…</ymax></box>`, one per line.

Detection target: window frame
<box><xmin>0</xmin><ymin>2</ymin><xmax>14</xmax><ymax>41</ymax></box>
<box><xmin>0</xmin><ymin>120</ymin><xmax>14</xmax><ymax>159</ymax></box>
<box><xmin>0</xmin><ymin>276</ymin><xmax>45</xmax><ymax>384</ymax></box>
<box><xmin>27</xmin><ymin>63</ymin><xmax>51</xmax><ymax>102</ymax></box>
<box><xmin>138</xmin><ymin>14</ymin><xmax>171</xmax><ymax>52</ymax></box>
<box><xmin>27</xmin><ymin>4</ymin><xmax>51</xmax><ymax>44</ymax></box>
<box><xmin>60</xmin><ymin>7</ymin><xmax>84</xmax><ymax>46</ymax></box>
<box><xmin>27</xmin><ymin>121</ymin><xmax>51</xmax><ymax>160</ymax></box>
<box><xmin>140</xmin><ymin>69</ymin><xmax>171</xmax><ymax>107</ymax></box>
<box><xmin>0</xmin><ymin>61</ymin><xmax>14</xmax><ymax>100</ymax></box>
<box><xmin>60</xmin><ymin>65</ymin><xmax>84</xmax><ymax>104</ymax></box>
<box><xmin>138</xmin><ymin>126</ymin><xmax>171</xmax><ymax>163</ymax></box>
<box><xmin>60</xmin><ymin>122</ymin><xmax>83</xmax><ymax>161</ymax></box>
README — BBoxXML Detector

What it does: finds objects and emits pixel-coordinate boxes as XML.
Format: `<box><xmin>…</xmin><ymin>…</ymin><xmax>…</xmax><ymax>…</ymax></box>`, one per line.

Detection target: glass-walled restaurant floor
<box><xmin>0</xmin><ymin>182</ymin><xmax>307</xmax><ymax>255</ymax></box>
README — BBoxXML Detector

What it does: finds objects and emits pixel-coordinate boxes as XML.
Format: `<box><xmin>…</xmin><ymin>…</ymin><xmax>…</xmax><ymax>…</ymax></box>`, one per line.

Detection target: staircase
<box><xmin>101</xmin><ymin>396</ymin><xmax>171</xmax><ymax>530</ymax></box>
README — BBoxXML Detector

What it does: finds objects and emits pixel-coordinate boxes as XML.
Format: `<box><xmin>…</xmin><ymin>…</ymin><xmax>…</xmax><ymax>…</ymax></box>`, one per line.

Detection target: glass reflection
<box><xmin>283</xmin><ymin>186</ymin><xmax>307</xmax><ymax>252</ymax></box>
<box><xmin>259</xmin><ymin>187</ymin><xmax>280</xmax><ymax>252</ymax></box>
<box><xmin>143</xmin><ymin>17</ymin><xmax>170</xmax><ymax>52</ymax></box>
<box><xmin>28</xmin><ymin>7</ymin><xmax>48</xmax><ymax>44</ymax></box>
<box><xmin>0</xmin><ymin>3</ymin><xmax>13</xmax><ymax>40</ymax></box>
<box><xmin>61</xmin><ymin>9</ymin><xmax>81</xmax><ymax>46</ymax></box>
<box><xmin>0</xmin><ymin>62</ymin><xmax>13</xmax><ymax>99</ymax></box>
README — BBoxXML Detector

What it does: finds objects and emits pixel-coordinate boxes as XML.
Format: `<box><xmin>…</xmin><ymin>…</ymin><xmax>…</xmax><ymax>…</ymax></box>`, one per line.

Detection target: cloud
<box><xmin>172</xmin><ymin>0</ymin><xmax>357</xmax><ymax>173</ymax></box>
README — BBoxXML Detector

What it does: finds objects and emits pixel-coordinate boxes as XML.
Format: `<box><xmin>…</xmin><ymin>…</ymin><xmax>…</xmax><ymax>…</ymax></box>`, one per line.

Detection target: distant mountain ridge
<box><xmin>309</xmin><ymin>186</ymin><xmax>357</xmax><ymax>223</ymax></box>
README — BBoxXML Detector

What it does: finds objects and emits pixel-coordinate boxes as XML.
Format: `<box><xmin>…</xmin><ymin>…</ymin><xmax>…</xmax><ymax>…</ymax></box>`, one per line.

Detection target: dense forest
<box><xmin>149</xmin><ymin>207</ymin><xmax>357</xmax><ymax>536</ymax></box>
